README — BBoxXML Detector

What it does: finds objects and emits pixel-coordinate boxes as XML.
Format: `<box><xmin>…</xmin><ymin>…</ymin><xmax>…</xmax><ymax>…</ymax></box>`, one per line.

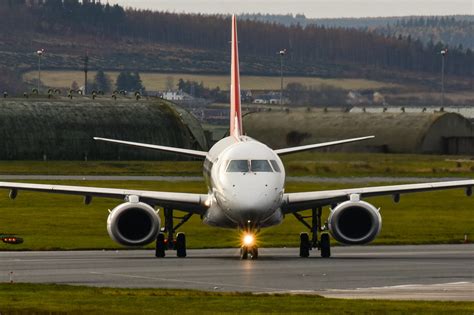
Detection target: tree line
<box><xmin>0</xmin><ymin>1</ymin><xmax>473</xmax><ymax>77</ymax></box>
<box><xmin>376</xmin><ymin>16</ymin><xmax>474</xmax><ymax>50</ymax></box>
<box><xmin>82</xmin><ymin>70</ymin><xmax>144</xmax><ymax>94</ymax></box>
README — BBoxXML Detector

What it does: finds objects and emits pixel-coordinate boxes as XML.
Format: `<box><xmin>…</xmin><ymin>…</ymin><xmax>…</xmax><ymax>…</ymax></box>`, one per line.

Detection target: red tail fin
<box><xmin>230</xmin><ymin>15</ymin><xmax>242</xmax><ymax>138</ymax></box>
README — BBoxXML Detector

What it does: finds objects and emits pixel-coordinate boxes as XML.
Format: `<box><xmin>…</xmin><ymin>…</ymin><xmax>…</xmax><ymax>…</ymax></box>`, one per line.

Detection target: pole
<box><xmin>36</xmin><ymin>49</ymin><xmax>44</xmax><ymax>93</ymax></box>
<box><xmin>440</xmin><ymin>49</ymin><xmax>447</xmax><ymax>107</ymax></box>
<box><xmin>278</xmin><ymin>49</ymin><xmax>286</xmax><ymax>105</ymax></box>
<box><xmin>38</xmin><ymin>54</ymin><xmax>41</xmax><ymax>93</ymax></box>
<box><xmin>84</xmin><ymin>53</ymin><xmax>89</xmax><ymax>95</ymax></box>
<box><xmin>441</xmin><ymin>54</ymin><xmax>444</xmax><ymax>107</ymax></box>
<box><xmin>280</xmin><ymin>53</ymin><xmax>283</xmax><ymax>106</ymax></box>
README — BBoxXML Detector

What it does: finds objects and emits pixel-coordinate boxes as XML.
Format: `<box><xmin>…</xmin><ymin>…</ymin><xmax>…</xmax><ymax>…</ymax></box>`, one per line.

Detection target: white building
<box><xmin>162</xmin><ymin>90</ymin><xmax>193</xmax><ymax>101</ymax></box>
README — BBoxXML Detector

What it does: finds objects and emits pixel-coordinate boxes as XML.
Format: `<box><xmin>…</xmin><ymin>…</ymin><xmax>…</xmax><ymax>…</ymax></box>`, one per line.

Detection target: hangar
<box><xmin>243</xmin><ymin>110</ymin><xmax>474</xmax><ymax>155</ymax></box>
<box><xmin>0</xmin><ymin>99</ymin><xmax>208</xmax><ymax>160</ymax></box>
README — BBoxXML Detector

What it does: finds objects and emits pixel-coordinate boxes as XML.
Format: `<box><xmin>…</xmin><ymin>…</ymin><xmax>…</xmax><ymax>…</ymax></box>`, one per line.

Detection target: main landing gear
<box><xmin>293</xmin><ymin>207</ymin><xmax>331</xmax><ymax>258</ymax></box>
<box><xmin>155</xmin><ymin>207</ymin><xmax>193</xmax><ymax>258</ymax></box>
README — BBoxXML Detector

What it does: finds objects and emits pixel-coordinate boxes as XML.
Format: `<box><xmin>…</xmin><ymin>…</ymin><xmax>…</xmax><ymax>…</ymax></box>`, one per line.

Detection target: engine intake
<box><xmin>107</xmin><ymin>202</ymin><xmax>160</xmax><ymax>246</ymax></box>
<box><xmin>328</xmin><ymin>200</ymin><xmax>382</xmax><ymax>245</ymax></box>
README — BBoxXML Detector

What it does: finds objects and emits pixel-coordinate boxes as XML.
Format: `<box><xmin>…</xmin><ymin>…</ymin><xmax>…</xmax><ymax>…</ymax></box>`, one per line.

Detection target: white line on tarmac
<box><xmin>318</xmin><ymin>281</ymin><xmax>474</xmax><ymax>301</ymax></box>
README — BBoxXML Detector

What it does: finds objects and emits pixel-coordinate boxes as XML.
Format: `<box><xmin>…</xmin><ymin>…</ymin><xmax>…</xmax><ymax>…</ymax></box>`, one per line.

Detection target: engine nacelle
<box><xmin>107</xmin><ymin>202</ymin><xmax>160</xmax><ymax>246</ymax></box>
<box><xmin>328</xmin><ymin>200</ymin><xmax>382</xmax><ymax>245</ymax></box>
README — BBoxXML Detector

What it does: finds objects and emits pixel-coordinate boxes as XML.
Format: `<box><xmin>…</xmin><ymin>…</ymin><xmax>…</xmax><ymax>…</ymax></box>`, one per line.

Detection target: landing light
<box><xmin>1</xmin><ymin>236</ymin><xmax>23</xmax><ymax>245</ymax></box>
<box><xmin>243</xmin><ymin>234</ymin><xmax>255</xmax><ymax>246</ymax></box>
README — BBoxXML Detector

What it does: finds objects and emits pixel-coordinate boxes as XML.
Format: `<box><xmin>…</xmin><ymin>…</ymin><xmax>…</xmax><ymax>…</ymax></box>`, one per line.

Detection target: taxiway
<box><xmin>1</xmin><ymin>244</ymin><xmax>472</xmax><ymax>300</ymax></box>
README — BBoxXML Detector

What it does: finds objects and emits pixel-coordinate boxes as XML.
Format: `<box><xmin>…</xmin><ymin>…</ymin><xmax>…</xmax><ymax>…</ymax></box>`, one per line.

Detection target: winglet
<box><xmin>230</xmin><ymin>15</ymin><xmax>243</xmax><ymax>138</ymax></box>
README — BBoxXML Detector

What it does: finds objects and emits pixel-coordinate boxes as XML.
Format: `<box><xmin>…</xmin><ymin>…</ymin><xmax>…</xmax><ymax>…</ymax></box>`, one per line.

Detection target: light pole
<box><xmin>440</xmin><ymin>48</ymin><xmax>448</xmax><ymax>107</ymax></box>
<box><xmin>278</xmin><ymin>49</ymin><xmax>287</xmax><ymax>105</ymax></box>
<box><xmin>36</xmin><ymin>49</ymin><xmax>44</xmax><ymax>93</ymax></box>
<box><xmin>84</xmin><ymin>52</ymin><xmax>89</xmax><ymax>95</ymax></box>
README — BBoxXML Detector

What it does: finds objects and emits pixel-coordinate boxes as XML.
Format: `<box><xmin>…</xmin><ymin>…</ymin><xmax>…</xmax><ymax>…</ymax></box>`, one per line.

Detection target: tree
<box><xmin>93</xmin><ymin>69</ymin><xmax>112</xmax><ymax>92</ymax></box>
<box><xmin>0</xmin><ymin>66</ymin><xmax>25</xmax><ymax>94</ymax></box>
<box><xmin>116</xmin><ymin>71</ymin><xmax>145</xmax><ymax>92</ymax></box>
<box><xmin>165</xmin><ymin>76</ymin><xmax>174</xmax><ymax>91</ymax></box>
<box><xmin>71</xmin><ymin>80</ymin><xmax>79</xmax><ymax>90</ymax></box>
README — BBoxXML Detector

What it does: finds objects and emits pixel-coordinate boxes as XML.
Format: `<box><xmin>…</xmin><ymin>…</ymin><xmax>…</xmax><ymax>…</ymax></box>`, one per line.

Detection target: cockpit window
<box><xmin>226</xmin><ymin>160</ymin><xmax>249</xmax><ymax>172</ymax></box>
<box><xmin>250</xmin><ymin>160</ymin><xmax>273</xmax><ymax>172</ymax></box>
<box><xmin>270</xmin><ymin>160</ymin><xmax>281</xmax><ymax>172</ymax></box>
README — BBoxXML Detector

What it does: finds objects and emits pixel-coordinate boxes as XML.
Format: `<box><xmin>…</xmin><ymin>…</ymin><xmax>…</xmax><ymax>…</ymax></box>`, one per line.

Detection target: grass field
<box><xmin>0</xmin><ymin>179</ymin><xmax>472</xmax><ymax>250</ymax></box>
<box><xmin>0</xmin><ymin>152</ymin><xmax>472</xmax><ymax>177</ymax></box>
<box><xmin>0</xmin><ymin>284</ymin><xmax>473</xmax><ymax>314</ymax></box>
<box><xmin>23</xmin><ymin>70</ymin><xmax>400</xmax><ymax>91</ymax></box>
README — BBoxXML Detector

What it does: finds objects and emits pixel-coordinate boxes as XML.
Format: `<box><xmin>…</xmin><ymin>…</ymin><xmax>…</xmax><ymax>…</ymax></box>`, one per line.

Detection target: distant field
<box><xmin>23</xmin><ymin>70</ymin><xmax>399</xmax><ymax>91</ymax></box>
<box><xmin>1</xmin><ymin>284</ymin><xmax>473</xmax><ymax>314</ymax></box>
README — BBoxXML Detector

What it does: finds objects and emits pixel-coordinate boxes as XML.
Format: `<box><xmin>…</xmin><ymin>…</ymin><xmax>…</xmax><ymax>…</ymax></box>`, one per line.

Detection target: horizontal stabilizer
<box><xmin>274</xmin><ymin>136</ymin><xmax>375</xmax><ymax>155</ymax></box>
<box><xmin>93</xmin><ymin>137</ymin><xmax>208</xmax><ymax>158</ymax></box>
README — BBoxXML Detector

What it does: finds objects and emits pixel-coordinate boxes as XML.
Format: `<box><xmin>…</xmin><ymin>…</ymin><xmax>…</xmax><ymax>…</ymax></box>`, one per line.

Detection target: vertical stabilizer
<box><xmin>230</xmin><ymin>15</ymin><xmax>242</xmax><ymax>138</ymax></box>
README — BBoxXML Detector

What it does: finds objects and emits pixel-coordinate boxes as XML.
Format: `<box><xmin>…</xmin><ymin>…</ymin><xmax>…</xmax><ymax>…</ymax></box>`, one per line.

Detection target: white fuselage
<box><xmin>202</xmin><ymin>136</ymin><xmax>286</xmax><ymax>230</ymax></box>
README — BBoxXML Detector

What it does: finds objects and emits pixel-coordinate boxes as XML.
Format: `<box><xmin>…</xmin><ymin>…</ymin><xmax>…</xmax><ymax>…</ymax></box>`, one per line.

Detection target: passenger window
<box><xmin>227</xmin><ymin>160</ymin><xmax>249</xmax><ymax>172</ymax></box>
<box><xmin>270</xmin><ymin>160</ymin><xmax>281</xmax><ymax>172</ymax></box>
<box><xmin>251</xmin><ymin>160</ymin><xmax>273</xmax><ymax>172</ymax></box>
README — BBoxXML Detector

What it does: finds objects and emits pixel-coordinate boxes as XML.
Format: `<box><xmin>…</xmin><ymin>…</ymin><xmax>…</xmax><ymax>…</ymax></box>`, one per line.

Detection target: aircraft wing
<box><xmin>274</xmin><ymin>136</ymin><xmax>374</xmax><ymax>156</ymax></box>
<box><xmin>282</xmin><ymin>179</ymin><xmax>474</xmax><ymax>213</ymax></box>
<box><xmin>0</xmin><ymin>182</ymin><xmax>209</xmax><ymax>214</ymax></box>
<box><xmin>93</xmin><ymin>137</ymin><xmax>208</xmax><ymax>158</ymax></box>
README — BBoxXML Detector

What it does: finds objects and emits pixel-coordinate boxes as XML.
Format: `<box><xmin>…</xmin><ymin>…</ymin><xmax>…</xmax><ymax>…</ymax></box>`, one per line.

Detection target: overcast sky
<box><xmin>106</xmin><ymin>0</ymin><xmax>473</xmax><ymax>18</ymax></box>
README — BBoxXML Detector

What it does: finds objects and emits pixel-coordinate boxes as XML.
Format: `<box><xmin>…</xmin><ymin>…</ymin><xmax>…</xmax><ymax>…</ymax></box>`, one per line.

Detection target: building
<box><xmin>243</xmin><ymin>110</ymin><xmax>474</xmax><ymax>155</ymax></box>
<box><xmin>162</xmin><ymin>90</ymin><xmax>193</xmax><ymax>101</ymax></box>
<box><xmin>0</xmin><ymin>99</ymin><xmax>208</xmax><ymax>160</ymax></box>
<box><xmin>350</xmin><ymin>106</ymin><xmax>474</xmax><ymax>120</ymax></box>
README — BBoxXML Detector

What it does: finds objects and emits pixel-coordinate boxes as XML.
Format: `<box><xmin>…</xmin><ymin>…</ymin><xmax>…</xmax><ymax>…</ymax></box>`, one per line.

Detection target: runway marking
<box><xmin>324</xmin><ymin>281</ymin><xmax>473</xmax><ymax>291</ymax></box>
<box><xmin>359</xmin><ymin>281</ymin><xmax>472</xmax><ymax>290</ymax></box>
<box><xmin>318</xmin><ymin>281</ymin><xmax>474</xmax><ymax>301</ymax></box>
<box><xmin>89</xmin><ymin>271</ymin><xmax>283</xmax><ymax>292</ymax></box>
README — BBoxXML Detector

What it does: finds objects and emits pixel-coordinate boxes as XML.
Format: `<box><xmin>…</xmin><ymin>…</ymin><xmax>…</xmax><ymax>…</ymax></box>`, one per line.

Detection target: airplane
<box><xmin>1</xmin><ymin>16</ymin><xmax>472</xmax><ymax>259</ymax></box>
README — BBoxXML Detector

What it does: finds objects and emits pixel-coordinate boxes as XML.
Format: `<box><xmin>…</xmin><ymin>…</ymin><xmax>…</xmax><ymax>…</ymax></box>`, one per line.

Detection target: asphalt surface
<box><xmin>1</xmin><ymin>245</ymin><xmax>472</xmax><ymax>300</ymax></box>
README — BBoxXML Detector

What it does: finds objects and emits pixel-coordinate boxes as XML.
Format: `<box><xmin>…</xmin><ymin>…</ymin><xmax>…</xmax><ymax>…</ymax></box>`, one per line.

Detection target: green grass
<box><xmin>0</xmin><ymin>152</ymin><xmax>473</xmax><ymax>177</ymax></box>
<box><xmin>0</xmin><ymin>160</ymin><xmax>202</xmax><ymax>176</ymax></box>
<box><xmin>281</xmin><ymin>152</ymin><xmax>474</xmax><ymax>178</ymax></box>
<box><xmin>0</xmin><ymin>180</ymin><xmax>472</xmax><ymax>251</ymax></box>
<box><xmin>0</xmin><ymin>284</ymin><xmax>472</xmax><ymax>314</ymax></box>
<box><xmin>23</xmin><ymin>70</ymin><xmax>400</xmax><ymax>91</ymax></box>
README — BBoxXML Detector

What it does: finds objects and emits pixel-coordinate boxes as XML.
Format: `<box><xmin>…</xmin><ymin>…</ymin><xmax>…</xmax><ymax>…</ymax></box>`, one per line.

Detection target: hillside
<box><xmin>242</xmin><ymin>14</ymin><xmax>474</xmax><ymax>49</ymax></box>
<box><xmin>0</xmin><ymin>2</ymin><xmax>473</xmax><ymax>93</ymax></box>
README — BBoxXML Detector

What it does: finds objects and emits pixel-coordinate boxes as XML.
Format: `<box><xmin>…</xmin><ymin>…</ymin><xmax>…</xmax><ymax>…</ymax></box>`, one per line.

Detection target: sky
<box><xmin>106</xmin><ymin>0</ymin><xmax>473</xmax><ymax>18</ymax></box>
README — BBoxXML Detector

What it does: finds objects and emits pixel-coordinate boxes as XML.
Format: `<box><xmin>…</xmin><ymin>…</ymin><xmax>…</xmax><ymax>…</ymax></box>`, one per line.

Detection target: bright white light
<box><xmin>243</xmin><ymin>234</ymin><xmax>254</xmax><ymax>246</ymax></box>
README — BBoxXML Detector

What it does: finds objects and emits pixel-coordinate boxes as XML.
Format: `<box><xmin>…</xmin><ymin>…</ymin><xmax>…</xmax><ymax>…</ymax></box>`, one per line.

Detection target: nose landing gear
<box><xmin>294</xmin><ymin>207</ymin><xmax>331</xmax><ymax>258</ymax></box>
<box><xmin>240</xmin><ymin>227</ymin><xmax>259</xmax><ymax>260</ymax></box>
<box><xmin>241</xmin><ymin>245</ymin><xmax>258</xmax><ymax>260</ymax></box>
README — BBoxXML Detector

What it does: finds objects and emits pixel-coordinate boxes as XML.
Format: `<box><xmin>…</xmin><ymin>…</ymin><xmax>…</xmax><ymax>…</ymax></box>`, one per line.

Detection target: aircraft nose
<box><xmin>220</xmin><ymin>176</ymin><xmax>283</xmax><ymax>223</ymax></box>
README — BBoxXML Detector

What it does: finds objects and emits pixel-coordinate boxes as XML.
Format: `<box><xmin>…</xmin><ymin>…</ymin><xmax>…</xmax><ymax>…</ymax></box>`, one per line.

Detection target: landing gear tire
<box><xmin>176</xmin><ymin>232</ymin><xmax>187</xmax><ymax>258</ymax></box>
<box><xmin>155</xmin><ymin>233</ymin><xmax>166</xmax><ymax>258</ymax></box>
<box><xmin>320</xmin><ymin>233</ymin><xmax>331</xmax><ymax>258</ymax></box>
<box><xmin>250</xmin><ymin>246</ymin><xmax>259</xmax><ymax>260</ymax></box>
<box><xmin>299</xmin><ymin>232</ymin><xmax>310</xmax><ymax>258</ymax></box>
<box><xmin>240</xmin><ymin>246</ymin><xmax>249</xmax><ymax>260</ymax></box>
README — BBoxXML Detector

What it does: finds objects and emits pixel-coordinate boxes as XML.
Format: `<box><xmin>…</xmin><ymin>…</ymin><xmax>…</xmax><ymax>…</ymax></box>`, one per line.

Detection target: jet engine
<box><xmin>107</xmin><ymin>202</ymin><xmax>160</xmax><ymax>246</ymax></box>
<box><xmin>328</xmin><ymin>199</ymin><xmax>382</xmax><ymax>245</ymax></box>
